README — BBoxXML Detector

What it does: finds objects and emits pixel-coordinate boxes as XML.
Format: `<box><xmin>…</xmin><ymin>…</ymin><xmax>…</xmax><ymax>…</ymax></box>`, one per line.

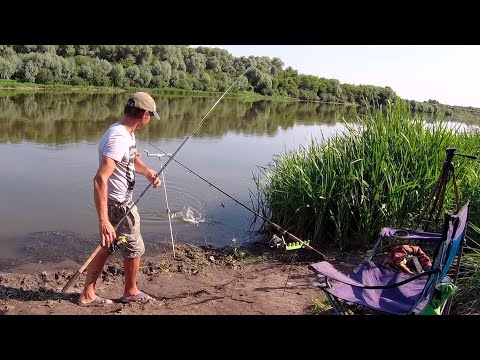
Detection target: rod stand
<box><xmin>144</xmin><ymin>150</ymin><xmax>172</xmax><ymax>158</ymax></box>
<box><xmin>416</xmin><ymin>148</ymin><xmax>459</xmax><ymax>231</ymax></box>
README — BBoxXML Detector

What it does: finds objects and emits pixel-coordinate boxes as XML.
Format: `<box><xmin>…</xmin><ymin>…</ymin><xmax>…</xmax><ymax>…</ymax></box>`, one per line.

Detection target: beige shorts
<box><xmin>108</xmin><ymin>199</ymin><xmax>145</xmax><ymax>258</ymax></box>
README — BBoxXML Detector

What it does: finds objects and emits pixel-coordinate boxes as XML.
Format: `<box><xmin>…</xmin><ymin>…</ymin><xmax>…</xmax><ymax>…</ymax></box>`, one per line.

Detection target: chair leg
<box><xmin>323</xmin><ymin>291</ymin><xmax>347</xmax><ymax>315</ymax></box>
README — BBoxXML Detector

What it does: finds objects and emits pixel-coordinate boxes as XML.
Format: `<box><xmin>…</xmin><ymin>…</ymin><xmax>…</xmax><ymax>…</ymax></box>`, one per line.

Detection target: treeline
<box><xmin>409</xmin><ymin>99</ymin><xmax>453</xmax><ymax>116</ymax></box>
<box><xmin>0</xmin><ymin>45</ymin><xmax>455</xmax><ymax>114</ymax></box>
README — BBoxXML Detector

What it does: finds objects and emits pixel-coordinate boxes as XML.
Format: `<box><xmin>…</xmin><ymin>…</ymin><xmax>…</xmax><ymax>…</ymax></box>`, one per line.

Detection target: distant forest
<box><xmin>0</xmin><ymin>45</ymin><xmax>475</xmax><ymax>117</ymax></box>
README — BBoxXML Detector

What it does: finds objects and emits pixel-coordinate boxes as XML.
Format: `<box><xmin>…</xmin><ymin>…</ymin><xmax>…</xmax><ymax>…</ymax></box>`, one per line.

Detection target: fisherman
<box><xmin>78</xmin><ymin>92</ymin><xmax>161</xmax><ymax>307</ymax></box>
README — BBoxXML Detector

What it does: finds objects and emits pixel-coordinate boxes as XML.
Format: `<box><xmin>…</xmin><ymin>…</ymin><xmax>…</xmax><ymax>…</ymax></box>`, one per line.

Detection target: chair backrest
<box><xmin>413</xmin><ymin>201</ymin><xmax>469</xmax><ymax>312</ymax></box>
<box><xmin>438</xmin><ymin>201</ymin><xmax>469</xmax><ymax>280</ymax></box>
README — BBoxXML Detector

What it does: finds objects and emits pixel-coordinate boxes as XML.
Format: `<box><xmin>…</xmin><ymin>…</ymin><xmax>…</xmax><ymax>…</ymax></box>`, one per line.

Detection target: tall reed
<box><xmin>255</xmin><ymin>100</ymin><xmax>480</xmax><ymax>250</ymax></box>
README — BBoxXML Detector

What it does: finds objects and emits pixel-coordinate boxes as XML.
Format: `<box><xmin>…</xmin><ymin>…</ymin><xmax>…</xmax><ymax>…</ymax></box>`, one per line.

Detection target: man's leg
<box><xmin>119</xmin><ymin>204</ymin><xmax>150</xmax><ymax>301</ymax></box>
<box><xmin>123</xmin><ymin>256</ymin><xmax>141</xmax><ymax>298</ymax></box>
<box><xmin>79</xmin><ymin>247</ymin><xmax>112</xmax><ymax>304</ymax></box>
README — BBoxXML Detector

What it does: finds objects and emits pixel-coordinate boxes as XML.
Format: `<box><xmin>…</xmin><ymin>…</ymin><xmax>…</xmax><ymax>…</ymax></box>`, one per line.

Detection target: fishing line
<box><xmin>140</xmin><ymin>139</ymin><xmax>326</xmax><ymax>259</ymax></box>
<box><xmin>110</xmin><ymin>67</ymin><xmax>250</xmax><ymax>234</ymax></box>
<box><xmin>62</xmin><ymin>68</ymin><xmax>250</xmax><ymax>292</ymax></box>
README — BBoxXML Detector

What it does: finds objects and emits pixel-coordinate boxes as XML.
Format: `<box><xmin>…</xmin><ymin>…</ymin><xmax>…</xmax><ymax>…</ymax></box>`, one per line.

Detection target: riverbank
<box><xmin>0</xmin><ymin>243</ymin><xmax>337</xmax><ymax>315</ymax></box>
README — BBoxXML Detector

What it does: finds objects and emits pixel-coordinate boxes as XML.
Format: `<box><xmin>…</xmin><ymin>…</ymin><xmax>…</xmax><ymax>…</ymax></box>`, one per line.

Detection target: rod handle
<box><xmin>61</xmin><ymin>271</ymin><xmax>81</xmax><ymax>292</ymax></box>
<box><xmin>62</xmin><ymin>245</ymin><xmax>103</xmax><ymax>292</ymax></box>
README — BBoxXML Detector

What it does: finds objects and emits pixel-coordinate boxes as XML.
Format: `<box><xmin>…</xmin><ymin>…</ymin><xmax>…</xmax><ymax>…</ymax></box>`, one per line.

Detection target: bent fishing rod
<box><xmin>62</xmin><ymin>68</ymin><xmax>249</xmax><ymax>292</ymax></box>
<box><xmin>141</xmin><ymin>139</ymin><xmax>327</xmax><ymax>260</ymax></box>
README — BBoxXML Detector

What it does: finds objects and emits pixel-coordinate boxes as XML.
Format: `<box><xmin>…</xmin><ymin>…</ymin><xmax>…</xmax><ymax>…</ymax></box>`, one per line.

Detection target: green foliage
<box><xmin>69</xmin><ymin>76</ymin><xmax>89</xmax><ymax>86</ymax></box>
<box><xmin>0</xmin><ymin>57</ymin><xmax>17</xmax><ymax>79</ymax></box>
<box><xmin>0</xmin><ymin>45</ymin><xmax>476</xmax><ymax>116</ymax></box>
<box><xmin>453</xmin><ymin>223</ymin><xmax>480</xmax><ymax>314</ymax></box>
<box><xmin>230</xmin><ymin>238</ymin><xmax>247</xmax><ymax>260</ymax></box>
<box><xmin>308</xmin><ymin>297</ymin><xmax>332</xmax><ymax>314</ymax></box>
<box><xmin>109</xmin><ymin>64</ymin><xmax>126</xmax><ymax>87</ymax></box>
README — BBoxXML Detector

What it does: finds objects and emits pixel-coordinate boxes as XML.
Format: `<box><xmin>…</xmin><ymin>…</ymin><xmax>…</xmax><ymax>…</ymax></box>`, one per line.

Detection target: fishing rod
<box><xmin>141</xmin><ymin>139</ymin><xmax>327</xmax><ymax>259</ymax></box>
<box><xmin>62</xmin><ymin>68</ymin><xmax>250</xmax><ymax>293</ymax></box>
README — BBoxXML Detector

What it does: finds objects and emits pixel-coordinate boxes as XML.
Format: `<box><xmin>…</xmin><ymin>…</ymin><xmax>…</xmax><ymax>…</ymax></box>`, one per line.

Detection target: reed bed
<box><xmin>255</xmin><ymin>100</ymin><xmax>480</xmax><ymax>250</ymax></box>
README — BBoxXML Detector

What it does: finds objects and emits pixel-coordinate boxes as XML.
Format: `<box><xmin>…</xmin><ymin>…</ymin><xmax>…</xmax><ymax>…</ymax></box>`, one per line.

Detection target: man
<box><xmin>78</xmin><ymin>92</ymin><xmax>161</xmax><ymax>306</ymax></box>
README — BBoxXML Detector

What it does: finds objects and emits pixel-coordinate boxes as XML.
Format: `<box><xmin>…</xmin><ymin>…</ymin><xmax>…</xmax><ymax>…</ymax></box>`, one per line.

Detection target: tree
<box><xmin>20</xmin><ymin>60</ymin><xmax>39</xmax><ymax>83</ymax></box>
<box><xmin>57</xmin><ymin>45</ymin><xmax>76</xmax><ymax>57</ymax></box>
<box><xmin>231</xmin><ymin>75</ymin><xmax>250</xmax><ymax>93</ymax></box>
<box><xmin>37</xmin><ymin>45</ymin><xmax>57</xmax><ymax>54</ymax></box>
<box><xmin>135</xmin><ymin>45</ymin><xmax>153</xmax><ymax>65</ymax></box>
<box><xmin>154</xmin><ymin>45</ymin><xmax>186</xmax><ymax>71</ymax></box>
<box><xmin>109</xmin><ymin>63</ymin><xmax>126</xmax><ymax>87</ymax></box>
<box><xmin>136</xmin><ymin>64</ymin><xmax>152</xmax><ymax>87</ymax></box>
<box><xmin>185</xmin><ymin>52</ymin><xmax>207</xmax><ymax>76</ymax></box>
<box><xmin>0</xmin><ymin>57</ymin><xmax>17</xmax><ymax>79</ymax></box>
<box><xmin>170</xmin><ymin>71</ymin><xmax>193</xmax><ymax>90</ymax></box>
<box><xmin>206</xmin><ymin>57</ymin><xmax>221</xmax><ymax>73</ymax></box>
<box><xmin>246</xmin><ymin>67</ymin><xmax>273</xmax><ymax>95</ymax></box>
<box><xmin>125</xmin><ymin>65</ymin><xmax>141</xmax><ymax>87</ymax></box>
<box><xmin>233</xmin><ymin>56</ymin><xmax>256</xmax><ymax>73</ymax></box>
<box><xmin>270</xmin><ymin>57</ymin><xmax>284</xmax><ymax>75</ymax></box>
<box><xmin>150</xmin><ymin>60</ymin><xmax>172</xmax><ymax>87</ymax></box>
<box><xmin>326</xmin><ymin>78</ymin><xmax>342</xmax><ymax>100</ymax></box>
<box><xmin>194</xmin><ymin>72</ymin><xmax>215</xmax><ymax>92</ymax></box>
<box><xmin>0</xmin><ymin>46</ymin><xmax>19</xmax><ymax>79</ymax></box>
<box><xmin>74</xmin><ymin>45</ymin><xmax>94</xmax><ymax>57</ymax></box>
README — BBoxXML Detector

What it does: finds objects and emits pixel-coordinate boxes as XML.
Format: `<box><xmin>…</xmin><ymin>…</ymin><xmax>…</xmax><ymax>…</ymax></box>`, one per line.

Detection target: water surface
<box><xmin>0</xmin><ymin>92</ymin><xmax>375</xmax><ymax>267</ymax></box>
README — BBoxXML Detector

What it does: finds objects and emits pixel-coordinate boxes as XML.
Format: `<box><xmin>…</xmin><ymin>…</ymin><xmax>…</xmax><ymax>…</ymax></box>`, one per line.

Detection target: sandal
<box><xmin>78</xmin><ymin>296</ymin><xmax>114</xmax><ymax>307</ymax></box>
<box><xmin>120</xmin><ymin>291</ymin><xmax>153</xmax><ymax>304</ymax></box>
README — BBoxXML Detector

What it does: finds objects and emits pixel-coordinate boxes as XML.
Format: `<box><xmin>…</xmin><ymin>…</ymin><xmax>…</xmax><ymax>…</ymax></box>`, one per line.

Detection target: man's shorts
<box><xmin>108</xmin><ymin>199</ymin><xmax>145</xmax><ymax>258</ymax></box>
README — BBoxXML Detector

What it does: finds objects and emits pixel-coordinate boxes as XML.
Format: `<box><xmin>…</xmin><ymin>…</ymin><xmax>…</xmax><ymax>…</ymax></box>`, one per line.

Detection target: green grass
<box><xmin>0</xmin><ymin>78</ymin><xmax>301</xmax><ymax>104</ymax></box>
<box><xmin>452</xmin><ymin>223</ymin><xmax>480</xmax><ymax>314</ymax></box>
<box><xmin>307</xmin><ymin>297</ymin><xmax>332</xmax><ymax>314</ymax></box>
<box><xmin>0</xmin><ymin>79</ymin><xmax>123</xmax><ymax>93</ymax></box>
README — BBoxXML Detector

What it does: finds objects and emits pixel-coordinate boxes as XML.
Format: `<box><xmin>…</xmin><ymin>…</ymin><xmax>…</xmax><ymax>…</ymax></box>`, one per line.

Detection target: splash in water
<box><xmin>171</xmin><ymin>207</ymin><xmax>205</xmax><ymax>226</ymax></box>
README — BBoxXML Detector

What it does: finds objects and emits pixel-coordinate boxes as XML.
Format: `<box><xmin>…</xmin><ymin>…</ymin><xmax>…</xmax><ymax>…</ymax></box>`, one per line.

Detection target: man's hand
<box><xmin>99</xmin><ymin>220</ymin><xmax>116</xmax><ymax>248</ymax></box>
<box><xmin>145</xmin><ymin>168</ymin><xmax>161</xmax><ymax>188</ymax></box>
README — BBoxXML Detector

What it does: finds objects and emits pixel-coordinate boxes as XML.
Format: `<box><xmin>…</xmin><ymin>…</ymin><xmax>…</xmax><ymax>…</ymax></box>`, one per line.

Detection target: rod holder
<box><xmin>144</xmin><ymin>150</ymin><xmax>172</xmax><ymax>158</ymax></box>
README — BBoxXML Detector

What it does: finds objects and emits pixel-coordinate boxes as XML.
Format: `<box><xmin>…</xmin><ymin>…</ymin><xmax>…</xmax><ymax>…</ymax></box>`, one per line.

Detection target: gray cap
<box><xmin>127</xmin><ymin>92</ymin><xmax>160</xmax><ymax>120</ymax></box>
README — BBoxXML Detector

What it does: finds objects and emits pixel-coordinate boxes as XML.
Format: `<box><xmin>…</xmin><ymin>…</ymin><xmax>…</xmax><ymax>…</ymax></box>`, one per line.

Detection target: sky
<box><xmin>194</xmin><ymin>45</ymin><xmax>480</xmax><ymax>108</ymax></box>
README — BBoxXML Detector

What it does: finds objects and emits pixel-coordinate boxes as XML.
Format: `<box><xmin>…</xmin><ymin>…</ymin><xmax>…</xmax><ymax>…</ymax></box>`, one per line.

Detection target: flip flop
<box><xmin>78</xmin><ymin>296</ymin><xmax>114</xmax><ymax>307</ymax></box>
<box><xmin>120</xmin><ymin>291</ymin><xmax>153</xmax><ymax>304</ymax></box>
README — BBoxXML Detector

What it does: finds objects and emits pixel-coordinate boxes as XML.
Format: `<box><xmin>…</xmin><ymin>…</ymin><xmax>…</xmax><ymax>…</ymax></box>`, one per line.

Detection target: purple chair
<box><xmin>309</xmin><ymin>202</ymin><xmax>469</xmax><ymax>315</ymax></box>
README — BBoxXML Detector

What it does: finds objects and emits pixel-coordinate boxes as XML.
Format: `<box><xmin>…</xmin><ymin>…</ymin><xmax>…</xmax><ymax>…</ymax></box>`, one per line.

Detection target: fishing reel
<box><xmin>269</xmin><ymin>233</ymin><xmax>311</xmax><ymax>251</ymax></box>
<box><xmin>109</xmin><ymin>235</ymin><xmax>127</xmax><ymax>254</ymax></box>
<box><xmin>269</xmin><ymin>234</ymin><xmax>286</xmax><ymax>249</ymax></box>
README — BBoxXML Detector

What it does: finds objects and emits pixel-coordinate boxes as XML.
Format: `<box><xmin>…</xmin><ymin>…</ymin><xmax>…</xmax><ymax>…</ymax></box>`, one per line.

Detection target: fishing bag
<box><xmin>383</xmin><ymin>244</ymin><xmax>432</xmax><ymax>275</ymax></box>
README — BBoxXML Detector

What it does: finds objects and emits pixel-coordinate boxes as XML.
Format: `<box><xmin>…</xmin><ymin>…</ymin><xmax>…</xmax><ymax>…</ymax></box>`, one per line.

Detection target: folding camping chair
<box><xmin>310</xmin><ymin>148</ymin><xmax>473</xmax><ymax>315</ymax></box>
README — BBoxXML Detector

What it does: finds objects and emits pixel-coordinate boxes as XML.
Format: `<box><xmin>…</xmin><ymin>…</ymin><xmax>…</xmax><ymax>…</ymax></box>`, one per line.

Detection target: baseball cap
<box><xmin>127</xmin><ymin>92</ymin><xmax>160</xmax><ymax>120</ymax></box>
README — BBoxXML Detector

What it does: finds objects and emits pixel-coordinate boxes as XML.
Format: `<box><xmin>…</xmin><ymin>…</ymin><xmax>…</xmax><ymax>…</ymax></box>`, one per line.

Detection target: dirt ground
<box><xmin>0</xmin><ymin>242</ymin><xmax>357</xmax><ymax>315</ymax></box>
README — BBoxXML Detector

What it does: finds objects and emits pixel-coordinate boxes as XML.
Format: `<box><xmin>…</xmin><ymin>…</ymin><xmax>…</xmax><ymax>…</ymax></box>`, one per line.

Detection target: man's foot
<box><xmin>120</xmin><ymin>291</ymin><xmax>153</xmax><ymax>304</ymax></box>
<box><xmin>78</xmin><ymin>296</ymin><xmax>114</xmax><ymax>307</ymax></box>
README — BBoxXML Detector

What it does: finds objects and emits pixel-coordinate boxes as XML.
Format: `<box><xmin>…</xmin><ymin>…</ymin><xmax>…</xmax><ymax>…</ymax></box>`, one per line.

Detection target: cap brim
<box><xmin>153</xmin><ymin>111</ymin><xmax>160</xmax><ymax>120</ymax></box>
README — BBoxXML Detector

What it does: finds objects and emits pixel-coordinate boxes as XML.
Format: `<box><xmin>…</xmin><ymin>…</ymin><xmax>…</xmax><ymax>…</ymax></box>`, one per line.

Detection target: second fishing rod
<box><xmin>141</xmin><ymin>139</ymin><xmax>327</xmax><ymax>260</ymax></box>
<box><xmin>62</xmin><ymin>69</ymin><xmax>249</xmax><ymax>292</ymax></box>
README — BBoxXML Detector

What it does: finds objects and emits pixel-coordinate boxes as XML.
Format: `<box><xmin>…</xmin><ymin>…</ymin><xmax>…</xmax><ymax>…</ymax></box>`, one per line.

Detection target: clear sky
<box><xmin>193</xmin><ymin>45</ymin><xmax>480</xmax><ymax>108</ymax></box>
